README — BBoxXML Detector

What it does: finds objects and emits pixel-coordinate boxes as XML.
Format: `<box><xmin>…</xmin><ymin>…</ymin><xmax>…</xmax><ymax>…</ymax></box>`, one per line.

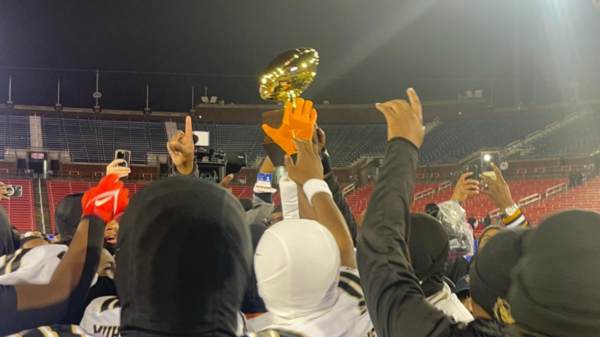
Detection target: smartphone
<box><xmin>461</xmin><ymin>164</ymin><xmax>479</xmax><ymax>179</ymax></box>
<box><xmin>115</xmin><ymin>150</ymin><xmax>132</xmax><ymax>168</ymax></box>
<box><xmin>480</xmin><ymin>151</ymin><xmax>500</xmax><ymax>180</ymax></box>
<box><xmin>4</xmin><ymin>185</ymin><xmax>23</xmax><ymax>198</ymax></box>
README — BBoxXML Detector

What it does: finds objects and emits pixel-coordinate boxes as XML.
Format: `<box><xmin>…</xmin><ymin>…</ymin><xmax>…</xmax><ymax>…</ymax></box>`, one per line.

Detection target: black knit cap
<box><xmin>54</xmin><ymin>193</ymin><xmax>84</xmax><ymax>237</ymax></box>
<box><xmin>115</xmin><ymin>176</ymin><xmax>253</xmax><ymax>337</ymax></box>
<box><xmin>409</xmin><ymin>212</ymin><xmax>449</xmax><ymax>297</ymax></box>
<box><xmin>470</xmin><ymin>228</ymin><xmax>531</xmax><ymax>319</ymax></box>
<box><xmin>509</xmin><ymin>210</ymin><xmax>600</xmax><ymax>337</ymax></box>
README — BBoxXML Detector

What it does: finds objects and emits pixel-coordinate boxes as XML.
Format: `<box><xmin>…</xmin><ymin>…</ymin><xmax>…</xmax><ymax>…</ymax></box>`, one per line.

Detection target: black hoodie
<box><xmin>115</xmin><ymin>176</ymin><xmax>253</xmax><ymax>337</ymax></box>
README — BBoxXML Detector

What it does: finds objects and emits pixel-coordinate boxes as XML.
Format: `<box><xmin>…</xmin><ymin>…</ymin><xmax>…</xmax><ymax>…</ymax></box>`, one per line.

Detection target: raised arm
<box><xmin>0</xmin><ymin>174</ymin><xmax>128</xmax><ymax>335</ymax></box>
<box><xmin>356</xmin><ymin>89</ymin><xmax>455</xmax><ymax>337</ymax></box>
<box><xmin>317</xmin><ymin>128</ymin><xmax>358</xmax><ymax>245</ymax></box>
<box><xmin>481</xmin><ymin>163</ymin><xmax>529</xmax><ymax>228</ymax></box>
<box><xmin>285</xmin><ymin>139</ymin><xmax>357</xmax><ymax>269</ymax></box>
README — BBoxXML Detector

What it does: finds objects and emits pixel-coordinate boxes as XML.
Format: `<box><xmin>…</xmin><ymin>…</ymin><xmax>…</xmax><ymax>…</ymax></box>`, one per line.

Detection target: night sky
<box><xmin>0</xmin><ymin>0</ymin><xmax>598</xmax><ymax>111</ymax></box>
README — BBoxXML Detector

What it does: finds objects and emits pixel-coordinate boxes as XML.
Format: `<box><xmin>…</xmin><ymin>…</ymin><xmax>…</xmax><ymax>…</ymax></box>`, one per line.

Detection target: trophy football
<box><xmin>259</xmin><ymin>48</ymin><xmax>320</xmax><ymax>166</ymax></box>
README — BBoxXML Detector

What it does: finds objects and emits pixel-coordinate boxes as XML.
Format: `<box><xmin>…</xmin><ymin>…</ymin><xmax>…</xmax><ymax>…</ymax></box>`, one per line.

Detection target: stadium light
<box><xmin>55</xmin><ymin>79</ymin><xmax>63</xmax><ymax>111</ymax></box>
<box><xmin>210</xmin><ymin>96</ymin><xmax>218</xmax><ymax>104</ymax></box>
<box><xmin>6</xmin><ymin>76</ymin><xmax>14</xmax><ymax>108</ymax></box>
<box><xmin>190</xmin><ymin>86</ymin><xmax>196</xmax><ymax>113</ymax></box>
<box><xmin>144</xmin><ymin>84</ymin><xmax>151</xmax><ymax>115</ymax></box>
<box><xmin>201</xmin><ymin>96</ymin><xmax>209</xmax><ymax>103</ymax></box>
<box><xmin>466</xmin><ymin>90</ymin><xmax>473</xmax><ymax>99</ymax></box>
<box><xmin>475</xmin><ymin>90</ymin><xmax>483</xmax><ymax>98</ymax></box>
<box><xmin>93</xmin><ymin>70</ymin><xmax>102</xmax><ymax>113</ymax></box>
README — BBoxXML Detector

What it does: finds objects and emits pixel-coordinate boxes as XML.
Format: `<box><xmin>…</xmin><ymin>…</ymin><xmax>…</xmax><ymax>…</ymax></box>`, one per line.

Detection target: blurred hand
<box><xmin>480</xmin><ymin>163</ymin><xmax>515</xmax><ymax>210</ymax></box>
<box><xmin>375</xmin><ymin>88</ymin><xmax>424</xmax><ymax>147</ymax></box>
<box><xmin>106</xmin><ymin>159</ymin><xmax>131</xmax><ymax>178</ymax></box>
<box><xmin>81</xmin><ymin>174</ymin><xmax>130</xmax><ymax>223</ymax></box>
<box><xmin>317</xmin><ymin>128</ymin><xmax>326</xmax><ymax>151</ymax></box>
<box><xmin>219</xmin><ymin>174</ymin><xmax>234</xmax><ymax>193</ymax></box>
<box><xmin>167</xmin><ymin>116</ymin><xmax>195</xmax><ymax>175</ymax></box>
<box><xmin>450</xmin><ymin>172</ymin><xmax>480</xmax><ymax>205</ymax></box>
<box><xmin>262</xmin><ymin>98</ymin><xmax>318</xmax><ymax>155</ymax></box>
<box><xmin>284</xmin><ymin>139</ymin><xmax>323</xmax><ymax>186</ymax></box>
<box><xmin>0</xmin><ymin>183</ymin><xmax>12</xmax><ymax>200</ymax></box>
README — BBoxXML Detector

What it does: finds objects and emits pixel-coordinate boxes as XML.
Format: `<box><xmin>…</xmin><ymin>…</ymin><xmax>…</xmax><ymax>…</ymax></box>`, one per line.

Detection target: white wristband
<box><xmin>303</xmin><ymin>179</ymin><xmax>332</xmax><ymax>206</ymax></box>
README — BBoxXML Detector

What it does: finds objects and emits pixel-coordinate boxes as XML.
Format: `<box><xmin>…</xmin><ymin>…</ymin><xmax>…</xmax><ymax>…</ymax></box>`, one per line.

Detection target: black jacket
<box><xmin>356</xmin><ymin>138</ymin><xmax>507</xmax><ymax>337</ymax></box>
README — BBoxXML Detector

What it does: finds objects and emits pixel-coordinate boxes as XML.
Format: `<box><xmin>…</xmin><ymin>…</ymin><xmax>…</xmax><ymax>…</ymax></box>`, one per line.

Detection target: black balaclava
<box><xmin>509</xmin><ymin>210</ymin><xmax>600</xmax><ymax>337</ymax></box>
<box><xmin>409</xmin><ymin>213</ymin><xmax>449</xmax><ymax>297</ymax></box>
<box><xmin>0</xmin><ymin>205</ymin><xmax>16</xmax><ymax>255</ymax></box>
<box><xmin>55</xmin><ymin>193</ymin><xmax>84</xmax><ymax>238</ymax></box>
<box><xmin>115</xmin><ymin>176</ymin><xmax>253</xmax><ymax>337</ymax></box>
<box><xmin>470</xmin><ymin>228</ymin><xmax>531</xmax><ymax>320</ymax></box>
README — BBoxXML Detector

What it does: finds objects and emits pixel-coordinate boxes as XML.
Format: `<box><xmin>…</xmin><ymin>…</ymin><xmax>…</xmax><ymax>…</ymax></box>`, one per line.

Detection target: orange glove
<box><xmin>82</xmin><ymin>174</ymin><xmax>130</xmax><ymax>223</ymax></box>
<box><xmin>262</xmin><ymin>98</ymin><xmax>318</xmax><ymax>155</ymax></box>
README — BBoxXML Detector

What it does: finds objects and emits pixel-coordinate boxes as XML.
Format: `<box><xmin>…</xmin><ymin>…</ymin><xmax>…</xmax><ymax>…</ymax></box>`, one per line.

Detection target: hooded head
<box><xmin>55</xmin><ymin>193</ymin><xmax>84</xmax><ymax>238</ymax></box>
<box><xmin>470</xmin><ymin>228</ymin><xmax>531</xmax><ymax>322</ymax></box>
<box><xmin>115</xmin><ymin>177</ymin><xmax>252</xmax><ymax>337</ymax></box>
<box><xmin>255</xmin><ymin>219</ymin><xmax>340</xmax><ymax>325</ymax></box>
<box><xmin>409</xmin><ymin>213</ymin><xmax>449</xmax><ymax>297</ymax></box>
<box><xmin>509</xmin><ymin>210</ymin><xmax>600</xmax><ymax>337</ymax></box>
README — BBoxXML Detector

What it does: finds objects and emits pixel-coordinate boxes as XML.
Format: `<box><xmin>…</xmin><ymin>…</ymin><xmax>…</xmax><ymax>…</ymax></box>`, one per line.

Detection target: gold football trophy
<box><xmin>259</xmin><ymin>48</ymin><xmax>319</xmax><ymax>166</ymax></box>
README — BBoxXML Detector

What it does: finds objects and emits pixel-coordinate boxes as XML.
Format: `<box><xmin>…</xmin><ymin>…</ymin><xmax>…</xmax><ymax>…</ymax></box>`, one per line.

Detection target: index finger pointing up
<box><xmin>185</xmin><ymin>116</ymin><xmax>193</xmax><ymax>139</ymax></box>
<box><xmin>407</xmin><ymin>88</ymin><xmax>422</xmax><ymax>119</ymax></box>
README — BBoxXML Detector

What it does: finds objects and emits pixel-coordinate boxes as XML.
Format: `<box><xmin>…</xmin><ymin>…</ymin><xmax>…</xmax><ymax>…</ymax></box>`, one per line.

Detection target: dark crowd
<box><xmin>0</xmin><ymin>90</ymin><xmax>599</xmax><ymax>337</ymax></box>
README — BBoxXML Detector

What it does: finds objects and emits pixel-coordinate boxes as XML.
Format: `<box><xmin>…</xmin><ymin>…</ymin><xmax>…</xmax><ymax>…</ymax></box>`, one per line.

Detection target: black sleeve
<box><xmin>59</xmin><ymin>216</ymin><xmax>105</xmax><ymax>324</ymax></box>
<box><xmin>324</xmin><ymin>171</ymin><xmax>358</xmax><ymax>246</ymax></box>
<box><xmin>356</xmin><ymin>138</ymin><xmax>457</xmax><ymax>337</ymax></box>
<box><xmin>0</xmin><ymin>216</ymin><xmax>106</xmax><ymax>334</ymax></box>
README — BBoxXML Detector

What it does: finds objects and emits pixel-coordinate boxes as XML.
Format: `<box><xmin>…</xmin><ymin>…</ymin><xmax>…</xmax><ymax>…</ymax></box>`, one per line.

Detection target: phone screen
<box><xmin>115</xmin><ymin>150</ymin><xmax>131</xmax><ymax>168</ymax></box>
<box><xmin>481</xmin><ymin>152</ymin><xmax>500</xmax><ymax>180</ymax></box>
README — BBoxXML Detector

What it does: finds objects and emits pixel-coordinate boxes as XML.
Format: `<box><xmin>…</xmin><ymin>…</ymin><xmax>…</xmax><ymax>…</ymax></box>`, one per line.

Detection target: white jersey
<box><xmin>80</xmin><ymin>296</ymin><xmax>249</xmax><ymax>337</ymax></box>
<box><xmin>427</xmin><ymin>282</ymin><xmax>474</xmax><ymax>324</ymax></box>
<box><xmin>0</xmin><ymin>244</ymin><xmax>68</xmax><ymax>285</ymax></box>
<box><xmin>248</xmin><ymin>268</ymin><xmax>375</xmax><ymax>337</ymax></box>
<box><xmin>80</xmin><ymin>296</ymin><xmax>122</xmax><ymax>337</ymax></box>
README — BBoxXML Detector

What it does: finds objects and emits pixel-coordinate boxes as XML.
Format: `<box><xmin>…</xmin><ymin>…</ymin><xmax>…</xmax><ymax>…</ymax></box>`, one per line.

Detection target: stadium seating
<box><xmin>346</xmin><ymin>178</ymin><xmax>569</xmax><ymax>221</ymax></box>
<box><xmin>417</xmin><ymin>113</ymin><xmax>562</xmax><ymax>164</ymax></box>
<box><xmin>41</xmin><ymin>116</ymin><xmax>168</xmax><ymax>164</ymax></box>
<box><xmin>46</xmin><ymin>181</ymin><xmax>147</xmax><ymax>232</ymax></box>
<box><xmin>0</xmin><ymin>114</ymin><xmax>31</xmax><ymax>159</ymax></box>
<box><xmin>0</xmin><ymin>180</ymin><xmax>36</xmax><ymax>233</ymax></box>
<box><xmin>522</xmin><ymin>176</ymin><xmax>600</xmax><ymax>224</ymax></box>
<box><xmin>526</xmin><ymin>113</ymin><xmax>600</xmax><ymax>158</ymax></box>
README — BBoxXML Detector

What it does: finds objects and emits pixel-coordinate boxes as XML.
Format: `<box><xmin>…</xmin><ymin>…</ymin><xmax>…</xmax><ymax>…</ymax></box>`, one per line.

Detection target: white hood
<box><xmin>255</xmin><ymin>219</ymin><xmax>340</xmax><ymax>325</ymax></box>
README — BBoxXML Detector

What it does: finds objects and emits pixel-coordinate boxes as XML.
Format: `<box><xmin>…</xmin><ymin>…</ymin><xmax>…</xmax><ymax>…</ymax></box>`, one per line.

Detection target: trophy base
<box><xmin>262</xmin><ymin>108</ymin><xmax>319</xmax><ymax>167</ymax></box>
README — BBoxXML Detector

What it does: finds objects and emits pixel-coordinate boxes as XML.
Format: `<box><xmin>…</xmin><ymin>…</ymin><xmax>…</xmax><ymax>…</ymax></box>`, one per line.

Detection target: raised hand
<box><xmin>219</xmin><ymin>174</ymin><xmax>234</xmax><ymax>193</ymax></box>
<box><xmin>167</xmin><ymin>116</ymin><xmax>195</xmax><ymax>175</ymax></box>
<box><xmin>450</xmin><ymin>172</ymin><xmax>480</xmax><ymax>205</ymax></box>
<box><xmin>81</xmin><ymin>174</ymin><xmax>129</xmax><ymax>223</ymax></box>
<box><xmin>375</xmin><ymin>88</ymin><xmax>424</xmax><ymax>148</ymax></box>
<box><xmin>0</xmin><ymin>182</ymin><xmax>12</xmax><ymax>200</ymax></box>
<box><xmin>284</xmin><ymin>139</ymin><xmax>324</xmax><ymax>186</ymax></box>
<box><xmin>263</xmin><ymin>98</ymin><xmax>318</xmax><ymax>155</ymax></box>
<box><xmin>106</xmin><ymin>159</ymin><xmax>131</xmax><ymax>178</ymax></box>
<box><xmin>480</xmin><ymin>163</ymin><xmax>515</xmax><ymax>210</ymax></box>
